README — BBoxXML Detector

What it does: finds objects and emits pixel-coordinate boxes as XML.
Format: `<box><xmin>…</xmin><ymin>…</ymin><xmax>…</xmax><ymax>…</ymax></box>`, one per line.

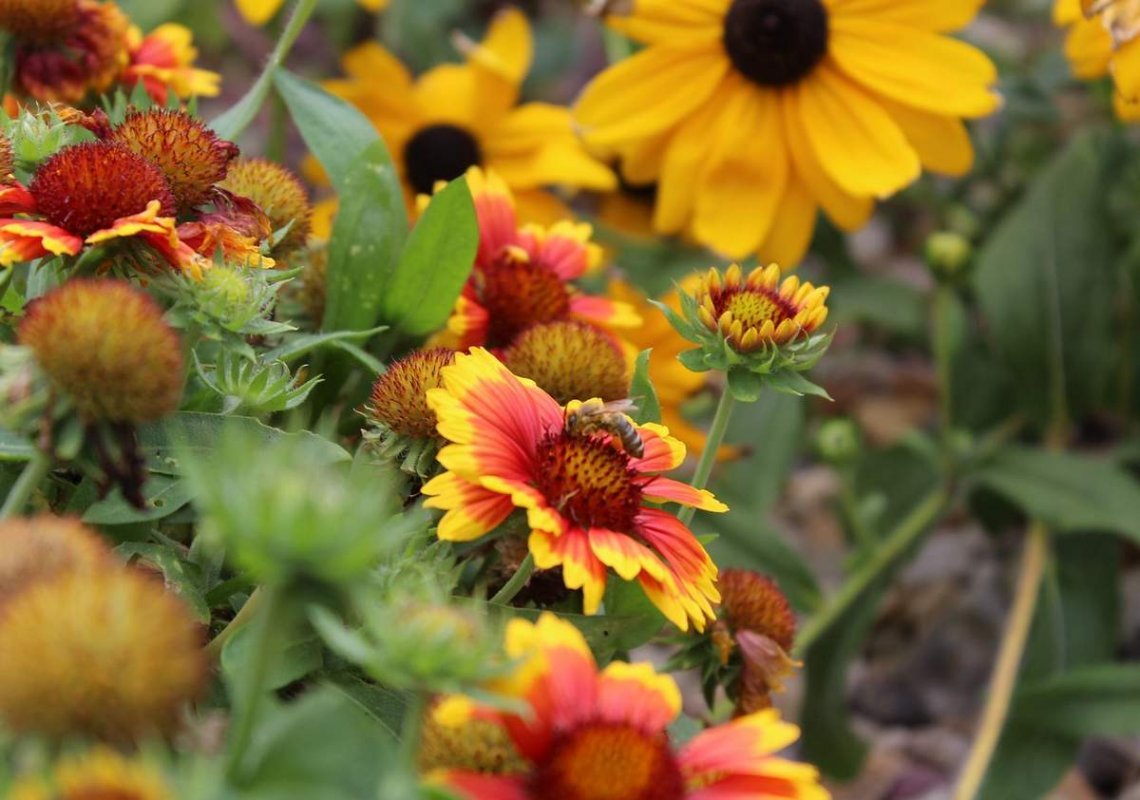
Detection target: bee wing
<box><xmin>599</xmin><ymin>399</ymin><xmax>639</xmax><ymax>416</ymax></box>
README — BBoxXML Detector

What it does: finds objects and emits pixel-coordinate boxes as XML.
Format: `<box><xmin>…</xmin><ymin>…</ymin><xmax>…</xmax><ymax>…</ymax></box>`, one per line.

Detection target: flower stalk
<box><xmin>678</xmin><ymin>389</ymin><xmax>736</xmax><ymax>527</ymax></box>
<box><xmin>489</xmin><ymin>552</ymin><xmax>535</xmax><ymax>606</ymax></box>
<box><xmin>0</xmin><ymin>450</ymin><xmax>51</xmax><ymax>519</ymax></box>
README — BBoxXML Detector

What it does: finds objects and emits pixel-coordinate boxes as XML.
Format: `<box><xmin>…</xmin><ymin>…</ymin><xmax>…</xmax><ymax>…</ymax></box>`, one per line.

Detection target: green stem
<box><xmin>0</xmin><ymin>450</ymin><xmax>51</xmax><ymax>519</ymax></box>
<box><xmin>489</xmin><ymin>552</ymin><xmax>534</xmax><ymax>606</ymax></box>
<box><xmin>677</xmin><ymin>390</ymin><xmax>736</xmax><ymax>527</ymax></box>
<box><xmin>793</xmin><ymin>486</ymin><xmax>949</xmax><ymax>657</ymax></box>
<box><xmin>226</xmin><ymin>586</ymin><xmax>289</xmax><ymax>783</ymax></box>
<box><xmin>206</xmin><ymin>587</ymin><xmax>263</xmax><ymax>660</ymax></box>
<box><xmin>932</xmin><ymin>284</ymin><xmax>956</xmax><ymax>455</ymax></box>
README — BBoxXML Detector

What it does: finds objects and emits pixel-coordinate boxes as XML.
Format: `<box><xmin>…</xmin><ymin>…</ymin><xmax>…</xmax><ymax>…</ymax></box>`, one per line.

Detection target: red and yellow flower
<box><xmin>422</xmin><ymin>348</ymin><xmax>726</xmax><ymax>631</ymax></box>
<box><xmin>696</xmin><ymin>264</ymin><xmax>830</xmax><ymax>353</ymax></box>
<box><xmin>432</xmin><ymin>613</ymin><xmax>829</xmax><ymax>800</ymax></box>
<box><xmin>442</xmin><ymin>168</ymin><xmax>636</xmax><ymax>350</ymax></box>
<box><xmin>123</xmin><ymin>23</ymin><xmax>221</xmax><ymax>105</ymax></box>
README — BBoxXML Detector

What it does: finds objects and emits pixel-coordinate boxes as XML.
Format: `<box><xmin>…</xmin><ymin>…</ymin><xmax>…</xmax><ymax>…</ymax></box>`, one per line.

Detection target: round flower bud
<box><xmin>815</xmin><ymin>418</ymin><xmax>861</xmax><ymax>464</ymax></box>
<box><xmin>18</xmin><ymin>279</ymin><xmax>184</xmax><ymax>424</ymax></box>
<box><xmin>0</xmin><ymin>515</ymin><xmax>112</xmax><ymax>606</ymax></box>
<box><xmin>924</xmin><ymin>231</ymin><xmax>972</xmax><ymax>280</ymax></box>
<box><xmin>0</xmin><ymin>567</ymin><xmax>206</xmax><ymax>741</ymax></box>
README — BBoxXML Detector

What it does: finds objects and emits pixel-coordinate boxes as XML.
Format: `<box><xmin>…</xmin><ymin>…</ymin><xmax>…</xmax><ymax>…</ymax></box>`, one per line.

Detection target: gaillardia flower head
<box><xmin>422</xmin><ymin>348</ymin><xmax>726</xmax><ymax>631</ymax></box>
<box><xmin>19</xmin><ymin>279</ymin><xmax>184</xmax><ymax>424</ymax></box>
<box><xmin>0</xmin><ymin>566</ymin><xmax>206</xmax><ymax>741</ymax></box>
<box><xmin>0</xmin><ymin>0</ymin><xmax>129</xmax><ymax>104</ymax></box>
<box><xmin>323</xmin><ymin>9</ymin><xmax>613</xmax><ymax>216</ymax></box>
<box><xmin>7</xmin><ymin>748</ymin><xmax>173</xmax><ymax>800</ymax></box>
<box><xmin>575</xmin><ymin>0</ymin><xmax>1000</xmax><ymax>266</ymax></box>
<box><xmin>432</xmin><ymin>614</ymin><xmax>829</xmax><ymax>800</ymax></box>
<box><xmin>363</xmin><ymin>347</ymin><xmax>456</xmax><ymax>476</ymax></box>
<box><xmin>1055</xmin><ymin>0</ymin><xmax>1140</xmax><ymax>118</ymax></box>
<box><xmin>0</xmin><ymin>515</ymin><xmax>112</xmax><ymax>606</ymax></box>
<box><xmin>667</xmin><ymin>264</ymin><xmax>832</xmax><ymax>401</ymax></box>
<box><xmin>502</xmin><ymin>320</ymin><xmax>630</xmax><ymax>405</ymax></box>
<box><xmin>123</xmin><ymin>23</ymin><xmax>221</xmax><ymax>104</ymax></box>
<box><xmin>107</xmin><ymin>108</ymin><xmax>240</xmax><ymax>212</ymax></box>
<box><xmin>443</xmin><ymin>168</ymin><xmax>636</xmax><ymax>350</ymax></box>
<box><xmin>219</xmin><ymin>158</ymin><xmax>313</xmax><ymax>257</ymax></box>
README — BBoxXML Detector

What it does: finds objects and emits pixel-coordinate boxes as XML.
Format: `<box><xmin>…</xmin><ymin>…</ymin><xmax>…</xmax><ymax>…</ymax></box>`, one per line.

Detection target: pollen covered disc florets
<box><xmin>30</xmin><ymin>142</ymin><xmax>176</xmax><ymax>237</ymax></box>
<box><xmin>219</xmin><ymin>158</ymin><xmax>312</xmax><ymax>256</ymax></box>
<box><xmin>108</xmin><ymin>108</ymin><xmax>239</xmax><ymax>212</ymax></box>
<box><xmin>532</xmin><ymin>723</ymin><xmax>685</xmax><ymax>800</ymax></box>
<box><xmin>535</xmin><ymin>430</ymin><xmax>643</xmax><ymax>532</ymax></box>
<box><xmin>18</xmin><ymin>279</ymin><xmax>184</xmax><ymax>424</ymax></box>
<box><xmin>697</xmin><ymin>263</ymin><xmax>829</xmax><ymax>353</ymax></box>
<box><xmin>502</xmin><ymin>321</ymin><xmax>629</xmax><ymax>405</ymax></box>
<box><xmin>0</xmin><ymin>515</ymin><xmax>111</xmax><ymax>607</ymax></box>
<box><xmin>0</xmin><ymin>567</ymin><xmax>206</xmax><ymax>741</ymax></box>
<box><xmin>7</xmin><ymin>747</ymin><xmax>173</xmax><ymax>800</ymax></box>
<box><xmin>0</xmin><ymin>0</ymin><xmax>81</xmax><ymax>43</ymax></box>
<box><xmin>478</xmin><ymin>253</ymin><xmax>573</xmax><ymax>348</ymax></box>
<box><xmin>367</xmin><ymin>347</ymin><xmax>456</xmax><ymax>439</ymax></box>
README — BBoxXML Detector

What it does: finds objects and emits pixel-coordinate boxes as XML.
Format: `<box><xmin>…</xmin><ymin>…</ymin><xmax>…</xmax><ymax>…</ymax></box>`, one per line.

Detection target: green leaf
<box><xmin>273</xmin><ymin>69</ymin><xmax>395</xmax><ymax>196</ymax></box>
<box><xmin>709</xmin><ymin>517</ymin><xmax>821</xmax><ymax>613</ymax></box>
<box><xmin>83</xmin><ymin>474</ymin><xmax>193</xmax><ymax>525</ymax></box>
<box><xmin>970</xmin><ymin>446</ymin><xmax>1140</xmax><ymax>539</ymax></box>
<box><xmin>828</xmin><ymin>274</ymin><xmax>926</xmax><ymax>339</ymax></box>
<box><xmin>0</xmin><ymin>429</ymin><xmax>34</xmax><ymax>462</ymax></box>
<box><xmin>629</xmin><ymin>350</ymin><xmax>662</xmax><ymax>425</ymax></box>
<box><xmin>973</xmin><ymin>131</ymin><xmax>1120</xmax><ymax>426</ymax></box>
<box><xmin>380</xmin><ymin>177</ymin><xmax>477</xmax><ymax>335</ymax></box>
<box><xmin>677</xmin><ymin>348</ymin><xmax>709</xmax><ymax>372</ymax></box>
<box><xmin>322</xmin><ymin>140</ymin><xmax>408</xmax><ymax>333</ymax></box>
<box><xmin>115</xmin><ymin>542</ymin><xmax>210</xmax><ymax>622</ymax></box>
<box><xmin>726</xmin><ymin>368</ymin><xmax>764</xmax><ymax>402</ymax></box>
<box><xmin>325</xmin><ymin>671</ymin><xmax>409</xmax><ymax>738</ymax></box>
<box><xmin>262</xmin><ymin>326</ymin><xmax>389</xmax><ymax>364</ymax></box>
<box><xmin>222</xmin><ymin>623</ymin><xmax>324</xmax><ymax>695</ymax></box>
<box><xmin>1011</xmin><ymin>664</ymin><xmax>1140</xmax><ymax>737</ymax></box>
<box><xmin>764</xmin><ymin>370</ymin><xmax>833</xmax><ymax>400</ymax></box>
<box><xmin>977</xmin><ymin>724</ymin><xmax>1080</xmax><ymax>800</ymax></box>
<box><xmin>602</xmin><ymin>577</ymin><xmax>666</xmax><ymax>654</ymax></box>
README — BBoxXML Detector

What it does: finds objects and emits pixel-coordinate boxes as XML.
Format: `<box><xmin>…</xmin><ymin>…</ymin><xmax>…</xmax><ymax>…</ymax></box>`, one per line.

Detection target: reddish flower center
<box><xmin>368</xmin><ymin>347</ymin><xmax>455</xmax><ymax>438</ymax></box>
<box><xmin>534</xmin><ymin>430</ymin><xmax>642</xmax><ymax>532</ymax></box>
<box><xmin>531</xmin><ymin>723</ymin><xmax>685</xmax><ymax>800</ymax></box>
<box><xmin>30</xmin><ymin>142</ymin><xmax>176</xmax><ymax>237</ymax></box>
<box><xmin>478</xmin><ymin>252</ymin><xmax>572</xmax><ymax>348</ymax></box>
<box><xmin>718</xmin><ymin>286</ymin><xmax>797</xmax><ymax>330</ymax></box>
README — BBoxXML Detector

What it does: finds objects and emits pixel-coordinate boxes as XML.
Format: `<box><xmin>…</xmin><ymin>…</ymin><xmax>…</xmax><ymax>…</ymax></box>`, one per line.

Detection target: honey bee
<box><xmin>1083</xmin><ymin>0</ymin><xmax>1140</xmax><ymax>46</ymax></box>
<box><xmin>564</xmin><ymin>399</ymin><xmax>645</xmax><ymax>458</ymax></box>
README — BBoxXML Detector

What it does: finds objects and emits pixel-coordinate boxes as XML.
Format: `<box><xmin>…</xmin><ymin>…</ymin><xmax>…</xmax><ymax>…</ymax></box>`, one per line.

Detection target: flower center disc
<box><xmin>479</xmin><ymin>254</ymin><xmax>572</xmax><ymax>347</ymax></box>
<box><xmin>403</xmin><ymin>124</ymin><xmax>483</xmax><ymax>196</ymax></box>
<box><xmin>722</xmin><ymin>287</ymin><xmax>795</xmax><ymax>329</ymax></box>
<box><xmin>535</xmin><ymin>432</ymin><xmax>642</xmax><ymax>532</ymax></box>
<box><xmin>723</xmin><ymin>0</ymin><xmax>829</xmax><ymax>87</ymax></box>
<box><xmin>532</xmin><ymin>724</ymin><xmax>685</xmax><ymax>800</ymax></box>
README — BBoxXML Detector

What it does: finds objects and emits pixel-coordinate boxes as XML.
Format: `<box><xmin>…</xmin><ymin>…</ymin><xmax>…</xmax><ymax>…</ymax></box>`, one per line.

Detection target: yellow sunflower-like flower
<box><xmin>422</xmin><ymin>348</ymin><xmax>727</xmax><ymax>631</ymax></box>
<box><xmin>431</xmin><ymin>613</ymin><xmax>829</xmax><ymax>800</ymax></box>
<box><xmin>7</xmin><ymin>748</ymin><xmax>173</xmax><ymax>800</ymax></box>
<box><xmin>236</xmin><ymin>0</ymin><xmax>387</xmax><ymax>26</ymax></box>
<box><xmin>1055</xmin><ymin>0</ymin><xmax>1140</xmax><ymax>119</ymax></box>
<box><xmin>322</xmin><ymin>9</ymin><xmax>615</xmax><ymax>218</ymax></box>
<box><xmin>576</xmin><ymin>0</ymin><xmax>1001</xmax><ymax>267</ymax></box>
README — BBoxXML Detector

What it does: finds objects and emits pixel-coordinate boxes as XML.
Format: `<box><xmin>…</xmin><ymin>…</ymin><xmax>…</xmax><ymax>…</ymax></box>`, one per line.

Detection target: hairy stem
<box><xmin>677</xmin><ymin>389</ymin><xmax>736</xmax><ymax>527</ymax></box>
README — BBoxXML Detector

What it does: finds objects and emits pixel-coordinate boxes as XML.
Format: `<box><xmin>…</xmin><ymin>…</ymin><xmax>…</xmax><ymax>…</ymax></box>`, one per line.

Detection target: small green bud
<box><xmin>816</xmin><ymin>418</ymin><xmax>860</xmax><ymax>464</ymax></box>
<box><xmin>924</xmin><ymin>232</ymin><xmax>972</xmax><ymax>280</ymax></box>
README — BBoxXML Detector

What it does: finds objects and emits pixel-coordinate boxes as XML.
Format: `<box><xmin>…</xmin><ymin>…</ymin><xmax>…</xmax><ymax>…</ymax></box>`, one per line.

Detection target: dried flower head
<box><xmin>501</xmin><ymin>320</ymin><xmax>629</xmax><ymax>405</ymax></box>
<box><xmin>719</xmin><ymin>569</ymin><xmax>796</xmax><ymax>652</ymax></box>
<box><xmin>0</xmin><ymin>567</ymin><xmax>206</xmax><ymax>741</ymax></box>
<box><xmin>19</xmin><ymin>279</ymin><xmax>184</xmax><ymax>424</ymax></box>
<box><xmin>7</xmin><ymin>747</ymin><xmax>173</xmax><ymax>800</ymax></box>
<box><xmin>0</xmin><ymin>515</ymin><xmax>112</xmax><ymax>606</ymax></box>
<box><xmin>219</xmin><ymin>158</ymin><xmax>312</xmax><ymax>256</ymax></box>
<box><xmin>29</xmin><ymin>142</ymin><xmax>176</xmax><ymax>237</ymax></box>
<box><xmin>367</xmin><ymin>348</ymin><xmax>456</xmax><ymax>439</ymax></box>
<box><xmin>108</xmin><ymin>108</ymin><xmax>239</xmax><ymax>212</ymax></box>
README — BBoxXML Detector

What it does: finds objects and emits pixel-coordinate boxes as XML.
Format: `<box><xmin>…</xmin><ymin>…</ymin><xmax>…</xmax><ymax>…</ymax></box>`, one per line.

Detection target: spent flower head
<box><xmin>219</xmin><ymin>158</ymin><xmax>313</xmax><ymax>257</ymax></box>
<box><xmin>363</xmin><ymin>347</ymin><xmax>455</xmax><ymax>477</ymax></box>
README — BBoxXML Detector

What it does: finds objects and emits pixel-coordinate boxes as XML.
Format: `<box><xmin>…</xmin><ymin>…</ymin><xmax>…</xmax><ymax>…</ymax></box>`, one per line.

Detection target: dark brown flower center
<box><xmin>723</xmin><ymin>0</ymin><xmax>829</xmax><ymax>87</ymax></box>
<box><xmin>534</xmin><ymin>431</ymin><xmax>642</xmax><ymax>532</ymax></box>
<box><xmin>478</xmin><ymin>252</ymin><xmax>572</xmax><ymax>348</ymax></box>
<box><xmin>403</xmin><ymin>124</ymin><xmax>483</xmax><ymax>196</ymax></box>
<box><xmin>531</xmin><ymin>723</ymin><xmax>684</xmax><ymax>800</ymax></box>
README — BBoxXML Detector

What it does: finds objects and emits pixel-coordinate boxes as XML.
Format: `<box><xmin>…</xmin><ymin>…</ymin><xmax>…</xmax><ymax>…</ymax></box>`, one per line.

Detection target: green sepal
<box><xmin>677</xmin><ymin>348</ymin><xmax>712</xmax><ymax>373</ymax></box>
<box><xmin>727</xmin><ymin>368</ymin><xmax>765</xmax><ymax>402</ymax></box>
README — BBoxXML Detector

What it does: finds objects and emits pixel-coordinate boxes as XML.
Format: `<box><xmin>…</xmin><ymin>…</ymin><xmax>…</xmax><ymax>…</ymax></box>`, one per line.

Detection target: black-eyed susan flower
<box><xmin>107</xmin><ymin>108</ymin><xmax>239</xmax><ymax>212</ymax></box>
<box><xmin>363</xmin><ymin>347</ymin><xmax>456</xmax><ymax>476</ymax></box>
<box><xmin>19</xmin><ymin>279</ymin><xmax>184</xmax><ymax>424</ymax></box>
<box><xmin>431</xmin><ymin>614</ymin><xmax>829</xmax><ymax>800</ymax></box>
<box><xmin>236</xmin><ymin>0</ymin><xmax>386</xmax><ymax>27</ymax></box>
<box><xmin>575</xmin><ymin>0</ymin><xmax>1000</xmax><ymax>266</ymax></box>
<box><xmin>0</xmin><ymin>567</ymin><xmax>206</xmax><ymax>741</ymax></box>
<box><xmin>122</xmin><ymin>23</ymin><xmax>221</xmax><ymax>105</ymax></box>
<box><xmin>1056</xmin><ymin>0</ymin><xmax>1140</xmax><ymax>119</ymax></box>
<box><xmin>0</xmin><ymin>0</ymin><xmax>129</xmax><ymax>104</ymax></box>
<box><xmin>219</xmin><ymin>158</ymin><xmax>312</xmax><ymax>257</ymax></box>
<box><xmin>7</xmin><ymin>748</ymin><xmax>173</xmax><ymax>800</ymax></box>
<box><xmin>422</xmin><ymin>348</ymin><xmax>726</xmax><ymax>631</ymax></box>
<box><xmin>610</xmin><ymin>277</ymin><xmax>742</xmax><ymax>460</ymax></box>
<box><xmin>0</xmin><ymin>141</ymin><xmax>205</xmax><ymax>276</ymax></box>
<box><xmin>322</xmin><ymin>10</ymin><xmax>614</xmax><ymax>217</ymax></box>
<box><xmin>501</xmin><ymin>320</ymin><xmax>630</xmax><ymax>405</ymax></box>
<box><xmin>0</xmin><ymin>515</ymin><xmax>111</xmax><ymax>606</ymax></box>
<box><xmin>668</xmin><ymin>264</ymin><xmax>832</xmax><ymax>400</ymax></box>
<box><xmin>441</xmin><ymin>168</ymin><xmax>636</xmax><ymax>350</ymax></box>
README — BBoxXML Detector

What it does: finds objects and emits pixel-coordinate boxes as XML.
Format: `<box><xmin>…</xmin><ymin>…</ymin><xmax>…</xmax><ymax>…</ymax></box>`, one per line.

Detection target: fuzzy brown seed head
<box><xmin>108</xmin><ymin>108</ymin><xmax>239</xmax><ymax>212</ymax></box>
<box><xmin>0</xmin><ymin>131</ymin><xmax>14</xmax><ymax>183</ymax></box>
<box><xmin>0</xmin><ymin>515</ymin><xmax>112</xmax><ymax>607</ymax></box>
<box><xmin>0</xmin><ymin>567</ymin><xmax>206</xmax><ymax>741</ymax></box>
<box><xmin>717</xmin><ymin>569</ymin><xmax>796</xmax><ymax>650</ymax></box>
<box><xmin>0</xmin><ymin>0</ymin><xmax>81</xmax><ymax>44</ymax></box>
<box><xmin>367</xmin><ymin>348</ymin><xmax>456</xmax><ymax>438</ymax></box>
<box><xmin>30</xmin><ymin>142</ymin><xmax>176</xmax><ymax>236</ymax></box>
<box><xmin>502</xmin><ymin>320</ymin><xmax>629</xmax><ymax>405</ymax></box>
<box><xmin>219</xmin><ymin>158</ymin><xmax>312</xmax><ymax>257</ymax></box>
<box><xmin>18</xmin><ymin>279</ymin><xmax>184</xmax><ymax>424</ymax></box>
